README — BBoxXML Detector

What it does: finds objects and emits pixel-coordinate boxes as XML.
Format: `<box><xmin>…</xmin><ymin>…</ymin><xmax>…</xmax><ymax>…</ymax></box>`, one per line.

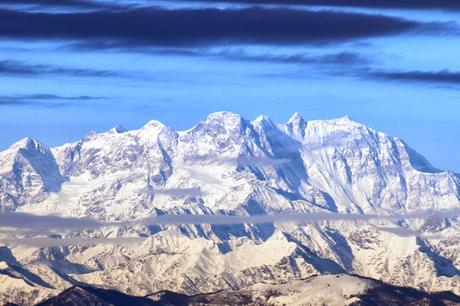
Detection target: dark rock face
<box><xmin>351</xmin><ymin>283</ymin><xmax>460</xmax><ymax>306</ymax></box>
<box><xmin>36</xmin><ymin>286</ymin><xmax>157</xmax><ymax>306</ymax></box>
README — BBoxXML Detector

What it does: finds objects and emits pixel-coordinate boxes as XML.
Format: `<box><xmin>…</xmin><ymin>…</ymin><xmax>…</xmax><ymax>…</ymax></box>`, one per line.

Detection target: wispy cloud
<box><xmin>0</xmin><ymin>212</ymin><xmax>101</xmax><ymax>231</ymax></box>
<box><xmin>378</xmin><ymin>226</ymin><xmax>448</xmax><ymax>240</ymax></box>
<box><xmin>259</xmin><ymin>65</ymin><xmax>460</xmax><ymax>87</ymax></box>
<box><xmin>0</xmin><ymin>59</ymin><xmax>117</xmax><ymax>78</ymax></box>
<box><xmin>213</xmin><ymin>50</ymin><xmax>369</xmax><ymax>66</ymax></box>
<box><xmin>154</xmin><ymin>187</ymin><xmax>204</xmax><ymax>198</ymax></box>
<box><xmin>0</xmin><ymin>94</ymin><xmax>103</xmax><ymax>107</ymax></box>
<box><xmin>238</xmin><ymin>156</ymin><xmax>291</xmax><ymax>167</ymax></box>
<box><xmin>148</xmin><ymin>48</ymin><xmax>369</xmax><ymax>66</ymax></box>
<box><xmin>379</xmin><ymin>226</ymin><xmax>422</xmax><ymax>237</ymax></box>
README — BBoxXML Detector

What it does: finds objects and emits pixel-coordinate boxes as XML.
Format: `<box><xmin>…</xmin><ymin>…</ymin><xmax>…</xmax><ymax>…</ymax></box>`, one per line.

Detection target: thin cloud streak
<box><xmin>378</xmin><ymin>227</ymin><xmax>448</xmax><ymax>240</ymax></box>
<box><xmin>258</xmin><ymin>65</ymin><xmax>460</xmax><ymax>87</ymax></box>
<box><xmin>137</xmin><ymin>48</ymin><xmax>369</xmax><ymax>66</ymax></box>
<box><xmin>3</xmin><ymin>224</ymin><xmax>456</xmax><ymax>248</ymax></box>
<box><xmin>0</xmin><ymin>60</ymin><xmax>118</xmax><ymax>78</ymax></box>
<box><xmin>2</xmin><ymin>209</ymin><xmax>460</xmax><ymax>232</ymax></box>
<box><xmin>238</xmin><ymin>156</ymin><xmax>291</xmax><ymax>167</ymax></box>
<box><xmin>214</xmin><ymin>50</ymin><xmax>370</xmax><ymax>66</ymax></box>
<box><xmin>379</xmin><ymin>226</ymin><xmax>422</xmax><ymax>237</ymax></box>
<box><xmin>186</xmin><ymin>0</ymin><xmax>460</xmax><ymax>10</ymax></box>
<box><xmin>0</xmin><ymin>212</ymin><xmax>101</xmax><ymax>231</ymax></box>
<box><xmin>0</xmin><ymin>94</ymin><xmax>103</xmax><ymax>106</ymax></box>
<box><xmin>139</xmin><ymin>208</ymin><xmax>460</xmax><ymax>226</ymax></box>
<box><xmin>154</xmin><ymin>187</ymin><xmax>204</xmax><ymax>198</ymax></box>
<box><xmin>0</xmin><ymin>237</ymin><xmax>146</xmax><ymax>247</ymax></box>
<box><xmin>370</xmin><ymin>69</ymin><xmax>460</xmax><ymax>85</ymax></box>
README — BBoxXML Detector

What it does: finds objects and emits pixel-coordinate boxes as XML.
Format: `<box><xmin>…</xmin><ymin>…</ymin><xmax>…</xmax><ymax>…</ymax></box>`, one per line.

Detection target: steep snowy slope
<box><xmin>0</xmin><ymin>138</ymin><xmax>64</xmax><ymax>212</ymax></box>
<box><xmin>292</xmin><ymin>115</ymin><xmax>460</xmax><ymax>213</ymax></box>
<box><xmin>1</xmin><ymin>112</ymin><xmax>460</xmax><ymax>305</ymax></box>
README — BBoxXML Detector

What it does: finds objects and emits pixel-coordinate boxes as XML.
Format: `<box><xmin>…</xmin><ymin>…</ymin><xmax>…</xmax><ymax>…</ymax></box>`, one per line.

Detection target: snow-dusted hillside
<box><xmin>1</xmin><ymin>112</ymin><xmax>460</xmax><ymax>305</ymax></box>
<box><xmin>36</xmin><ymin>274</ymin><xmax>460</xmax><ymax>306</ymax></box>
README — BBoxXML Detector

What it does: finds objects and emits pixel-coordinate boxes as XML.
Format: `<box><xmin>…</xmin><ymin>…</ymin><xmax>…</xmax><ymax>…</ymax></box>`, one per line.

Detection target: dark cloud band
<box><xmin>187</xmin><ymin>0</ymin><xmax>460</xmax><ymax>9</ymax></box>
<box><xmin>0</xmin><ymin>0</ymin><xmax>124</xmax><ymax>10</ymax></box>
<box><xmin>370</xmin><ymin>69</ymin><xmax>460</xmax><ymax>85</ymax></box>
<box><xmin>0</xmin><ymin>7</ymin><xmax>433</xmax><ymax>48</ymax></box>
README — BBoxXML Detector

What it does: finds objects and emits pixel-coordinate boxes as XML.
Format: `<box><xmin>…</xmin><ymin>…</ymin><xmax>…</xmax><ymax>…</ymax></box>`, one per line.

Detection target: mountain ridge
<box><xmin>1</xmin><ymin>111</ymin><xmax>460</xmax><ymax>305</ymax></box>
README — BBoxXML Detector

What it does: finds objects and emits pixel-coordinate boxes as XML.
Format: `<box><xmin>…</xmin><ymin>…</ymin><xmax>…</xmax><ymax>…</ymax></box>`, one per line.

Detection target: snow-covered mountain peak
<box><xmin>337</xmin><ymin>115</ymin><xmax>353</xmax><ymax>122</ymax></box>
<box><xmin>138</xmin><ymin>119</ymin><xmax>176</xmax><ymax>145</ymax></box>
<box><xmin>108</xmin><ymin>124</ymin><xmax>127</xmax><ymax>134</ymax></box>
<box><xmin>251</xmin><ymin>115</ymin><xmax>279</xmax><ymax>135</ymax></box>
<box><xmin>8</xmin><ymin>137</ymin><xmax>46</xmax><ymax>153</ymax></box>
<box><xmin>199</xmin><ymin>111</ymin><xmax>246</xmax><ymax>131</ymax></box>
<box><xmin>0</xmin><ymin>137</ymin><xmax>63</xmax><ymax>212</ymax></box>
<box><xmin>287</xmin><ymin>112</ymin><xmax>303</xmax><ymax>125</ymax></box>
<box><xmin>300</xmin><ymin>116</ymin><xmax>379</xmax><ymax>149</ymax></box>
<box><xmin>141</xmin><ymin>119</ymin><xmax>167</xmax><ymax>130</ymax></box>
<box><xmin>308</xmin><ymin>116</ymin><xmax>363</xmax><ymax>131</ymax></box>
<box><xmin>178</xmin><ymin>111</ymin><xmax>248</xmax><ymax>157</ymax></box>
<box><xmin>205</xmin><ymin>110</ymin><xmax>242</xmax><ymax>121</ymax></box>
<box><xmin>252</xmin><ymin>114</ymin><xmax>273</xmax><ymax>125</ymax></box>
<box><xmin>284</xmin><ymin>112</ymin><xmax>306</xmax><ymax>141</ymax></box>
<box><xmin>0</xmin><ymin>137</ymin><xmax>55</xmax><ymax>173</ymax></box>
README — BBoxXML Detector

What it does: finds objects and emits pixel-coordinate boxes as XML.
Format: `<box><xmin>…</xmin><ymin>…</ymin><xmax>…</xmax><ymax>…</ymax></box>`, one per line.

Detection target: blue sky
<box><xmin>0</xmin><ymin>0</ymin><xmax>459</xmax><ymax>172</ymax></box>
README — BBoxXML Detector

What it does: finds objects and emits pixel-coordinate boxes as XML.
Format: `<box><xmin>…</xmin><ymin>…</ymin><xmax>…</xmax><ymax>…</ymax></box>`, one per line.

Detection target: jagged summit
<box><xmin>183</xmin><ymin>111</ymin><xmax>247</xmax><ymax>146</ymax></box>
<box><xmin>201</xmin><ymin>111</ymin><xmax>245</xmax><ymax>129</ymax></box>
<box><xmin>284</xmin><ymin>112</ymin><xmax>307</xmax><ymax>141</ymax></box>
<box><xmin>287</xmin><ymin>112</ymin><xmax>303</xmax><ymax>125</ymax></box>
<box><xmin>108</xmin><ymin>124</ymin><xmax>127</xmax><ymax>134</ymax></box>
<box><xmin>1</xmin><ymin>137</ymin><xmax>53</xmax><ymax>167</ymax></box>
<box><xmin>253</xmin><ymin>114</ymin><xmax>272</xmax><ymax>123</ymax></box>
<box><xmin>8</xmin><ymin>137</ymin><xmax>46</xmax><ymax>152</ymax></box>
<box><xmin>251</xmin><ymin>115</ymin><xmax>277</xmax><ymax>132</ymax></box>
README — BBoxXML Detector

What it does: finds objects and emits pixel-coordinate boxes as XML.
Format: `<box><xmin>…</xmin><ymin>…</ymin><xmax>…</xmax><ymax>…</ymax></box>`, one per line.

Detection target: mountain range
<box><xmin>0</xmin><ymin>111</ymin><xmax>460</xmax><ymax>305</ymax></box>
